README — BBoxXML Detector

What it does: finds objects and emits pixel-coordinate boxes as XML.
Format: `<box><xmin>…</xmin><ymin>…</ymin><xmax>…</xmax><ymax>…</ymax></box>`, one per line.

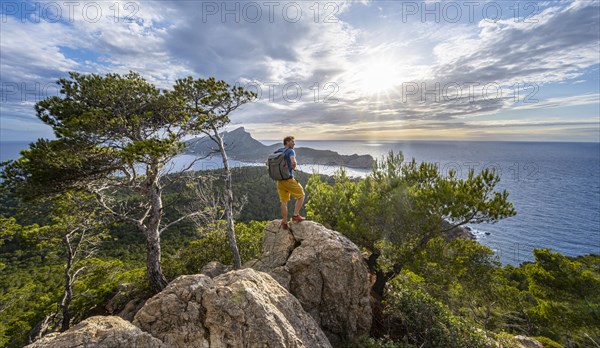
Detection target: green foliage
<box><xmin>0</xmin><ymin>251</ymin><xmax>143</xmax><ymax>348</ymax></box>
<box><xmin>306</xmin><ymin>151</ymin><xmax>515</xmax><ymax>260</ymax></box>
<box><xmin>0</xmin><ymin>262</ymin><xmax>63</xmax><ymax>347</ymax></box>
<box><xmin>173</xmin><ymin>76</ymin><xmax>257</xmax><ymax>131</ymax></box>
<box><xmin>533</xmin><ymin>336</ymin><xmax>565</xmax><ymax>348</ymax></box>
<box><xmin>383</xmin><ymin>275</ymin><xmax>489</xmax><ymax>348</ymax></box>
<box><xmin>524</xmin><ymin>250</ymin><xmax>600</xmax><ymax>346</ymax></box>
<box><xmin>0</xmin><ymin>218</ymin><xmax>17</xmax><ymax>247</ymax></box>
<box><xmin>1</xmin><ymin>71</ymin><xmax>252</xmax><ymax>199</ymax></box>
<box><xmin>406</xmin><ymin>238</ymin><xmax>502</xmax><ymax>326</ymax></box>
<box><xmin>348</xmin><ymin>335</ymin><xmax>415</xmax><ymax>348</ymax></box>
<box><xmin>0</xmin><ymin>218</ymin><xmax>19</xmax><ymax>268</ymax></box>
<box><xmin>164</xmin><ymin>220</ymin><xmax>265</xmax><ymax>280</ymax></box>
<box><xmin>69</xmin><ymin>258</ymin><xmax>138</xmax><ymax>322</ymax></box>
<box><xmin>1</xmin><ymin>71</ymin><xmax>257</xmax><ymax>293</ymax></box>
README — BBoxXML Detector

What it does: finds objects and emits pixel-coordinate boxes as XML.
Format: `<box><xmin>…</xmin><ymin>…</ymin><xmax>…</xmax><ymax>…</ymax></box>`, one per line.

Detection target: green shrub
<box><xmin>382</xmin><ymin>275</ymin><xmax>489</xmax><ymax>348</ymax></box>
<box><xmin>164</xmin><ymin>220</ymin><xmax>265</xmax><ymax>279</ymax></box>
<box><xmin>533</xmin><ymin>336</ymin><xmax>564</xmax><ymax>348</ymax></box>
<box><xmin>347</xmin><ymin>335</ymin><xmax>415</xmax><ymax>348</ymax></box>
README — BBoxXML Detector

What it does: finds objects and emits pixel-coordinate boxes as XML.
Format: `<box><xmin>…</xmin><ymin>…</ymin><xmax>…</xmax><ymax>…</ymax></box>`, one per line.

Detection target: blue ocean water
<box><xmin>2</xmin><ymin>140</ymin><xmax>599</xmax><ymax>265</ymax></box>
<box><xmin>288</xmin><ymin>140</ymin><xmax>600</xmax><ymax>265</ymax></box>
<box><xmin>0</xmin><ymin>141</ymin><xmax>30</xmax><ymax>163</ymax></box>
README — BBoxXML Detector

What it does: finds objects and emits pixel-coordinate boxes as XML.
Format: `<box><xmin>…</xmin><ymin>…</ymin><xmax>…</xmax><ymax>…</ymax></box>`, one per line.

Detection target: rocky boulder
<box><xmin>255</xmin><ymin>220</ymin><xmax>372</xmax><ymax>346</ymax></box>
<box><xmin>441</xmin><ymin>220</ymin><xmax>475</xmax><ymax>240</ymax></box>
<box><xmin>133</xmin><ymin>268</ymin><xmax>331</xmax><ymax>348</ymax></box>
<box><xmin>200</xmin><ymin>260</ymin><xmax>231</xmax><ymax>278</ymax></box>
<box><xmin>513</xmin><ymin>335</ymin><xmax>544</xmax><ymax>348</ymax></box>
<box><xmin>104</xmin><ymin>283</ymin><xmax>147</xmax><ymax>322</ymax></box>
<box><xmin>25</xmin><ymin>316</ymin><xmax>164</xmax><ymax>348</ymax></box>
<box><xmin>27</xmin><ymin>269</ymin><xmax>331</xmax><ymax>348</ymax></box>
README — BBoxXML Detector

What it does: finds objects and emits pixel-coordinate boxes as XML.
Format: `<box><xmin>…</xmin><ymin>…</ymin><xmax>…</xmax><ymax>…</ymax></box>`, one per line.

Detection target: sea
<box><xmin>1</xmin><ymin>140</ymin><xmax>599</xmax><ymax>266</ymax></box>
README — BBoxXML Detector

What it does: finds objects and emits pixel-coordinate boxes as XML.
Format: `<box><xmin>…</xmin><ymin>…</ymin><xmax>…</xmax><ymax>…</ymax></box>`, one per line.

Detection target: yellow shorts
<box><xmin>277</xmin><ymin>178</ymin><xmax>305</xmax><ymax>203</ymax></box>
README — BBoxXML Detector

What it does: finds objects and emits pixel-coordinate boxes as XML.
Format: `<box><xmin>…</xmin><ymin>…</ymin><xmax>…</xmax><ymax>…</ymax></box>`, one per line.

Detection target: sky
<box><xmin>0</xmin><ymin>0</ymin><xmax>599</xmax><ymax>142</ymax></box>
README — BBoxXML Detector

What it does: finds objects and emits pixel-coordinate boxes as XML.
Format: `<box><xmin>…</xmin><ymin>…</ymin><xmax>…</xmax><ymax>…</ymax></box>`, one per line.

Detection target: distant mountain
<box><xmin>184</xmin><ymin>127</ymin><xmax>375</xmax><ymax>169</ymax></box>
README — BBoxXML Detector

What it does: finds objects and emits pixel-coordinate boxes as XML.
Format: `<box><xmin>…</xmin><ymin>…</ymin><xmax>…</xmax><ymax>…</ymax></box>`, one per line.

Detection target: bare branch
<box><xmin>159</xmin><ymin>211</ymin><xmax>204</xmax><ymax>235</ymax></box>
<box><xmin>93</xmin><ymin>190</ymin><xmax>141</xmax><ymax>227</ymax></box>
<box><xmin>162</xmin><ymin>154</ymin><xmax>211</xmax><ymax>190</ymax></box>
<box><xmin>71</xmin><ymin>266</ymin><xmax>87</xmax><ymax>283</ymax></box>
<box><xmin>71</xmin><ymin>228</ymin><xmax>86</xmax><ymax>262</ymax></box>
<box><xmin>139</xmin><ymin>205</ymin><xmax>152</xmax><ymax>226</ymax></box>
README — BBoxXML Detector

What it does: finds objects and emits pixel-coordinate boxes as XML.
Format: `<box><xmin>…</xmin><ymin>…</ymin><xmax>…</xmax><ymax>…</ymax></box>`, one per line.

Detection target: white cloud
<box><xmin>1</xmin><ymin>0</ymin><xmax>598</xmax><ymax>141</ymax></box>
<box><xmin>513</xmin><ymin>94</ymin><xmax>600</xmax><ymax>110</ymax></box>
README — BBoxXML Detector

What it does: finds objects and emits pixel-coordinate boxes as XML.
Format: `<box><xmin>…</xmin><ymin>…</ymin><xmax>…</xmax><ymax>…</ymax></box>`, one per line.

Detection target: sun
<box><xmin>355</xmin><ymin>57</ymin><xmax>401</xmax><ymax>95</ymax></box>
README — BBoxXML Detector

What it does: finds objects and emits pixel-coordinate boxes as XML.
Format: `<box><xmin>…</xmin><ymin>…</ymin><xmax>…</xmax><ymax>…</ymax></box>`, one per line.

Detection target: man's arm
<box><xmin>290</xmin><ymin>155</ymin><xmax>297</xmax><ymax>169</ymax></box>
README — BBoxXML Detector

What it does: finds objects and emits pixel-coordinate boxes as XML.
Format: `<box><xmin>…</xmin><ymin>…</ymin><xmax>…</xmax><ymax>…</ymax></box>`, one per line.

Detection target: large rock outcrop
<box><xmin>253</xmin><ymin>220</ymin><xmax>372</xmax><ymax>346</ymax></box>
<box><xmin>26</xmin><ymin>221</ymin><xmax>372</xmax><ymax>348</ymax></box>
<box><xmin>134</xmin><ymin>268</ymin><xmax>330</xmax><ymax>348</ymax></box>
<box><xmin>25</xmin><ymin>316</ymin><xmax>164</xmax><ymax>348</ymax></box>
<box><xmin>27</xmin><ymin>269</ymin><xmax>331</xmax><ymax>348</ymax></box>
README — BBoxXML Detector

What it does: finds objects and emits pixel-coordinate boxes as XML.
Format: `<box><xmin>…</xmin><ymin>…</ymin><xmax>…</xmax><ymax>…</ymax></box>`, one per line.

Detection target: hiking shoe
<box><xmin>281</xmin><ymin>221</ymin><xmax>289</xmax><ymax>230</ymax></box>
<box><xmin>292</xmin><ymin>214</ymin><xmax>305</xmax><ymax>222</ymax></box>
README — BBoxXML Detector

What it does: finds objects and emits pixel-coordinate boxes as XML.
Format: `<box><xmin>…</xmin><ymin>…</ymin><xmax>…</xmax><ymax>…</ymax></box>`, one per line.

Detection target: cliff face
<box><xmin>25</xmin><ymin>221</ymin><xmax>372</xmax><ymax>348</ymax></box>
<box><xmin>185</xmin><ymin>127</ymin><xmax>375</xmax><ymax>169</ymax></box>
<box><xmin>253</xmin><ymin>220</ymin><xmax>373</xmax><ymax>346</ymax></box>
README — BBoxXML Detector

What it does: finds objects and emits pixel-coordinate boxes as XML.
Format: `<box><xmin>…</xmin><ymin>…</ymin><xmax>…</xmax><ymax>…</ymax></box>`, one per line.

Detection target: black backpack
<box><xmin>267</xmin><ymin>148</ymin><xmax>292</xmax><ymax>180</ymax></box>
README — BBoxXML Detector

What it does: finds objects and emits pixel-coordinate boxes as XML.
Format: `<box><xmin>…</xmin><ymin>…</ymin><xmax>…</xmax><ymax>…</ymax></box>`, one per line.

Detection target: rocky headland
<box><xmin>185</xmin><ymin>127</ymin><xmax>375</xmax><ymax>169</ymax></box>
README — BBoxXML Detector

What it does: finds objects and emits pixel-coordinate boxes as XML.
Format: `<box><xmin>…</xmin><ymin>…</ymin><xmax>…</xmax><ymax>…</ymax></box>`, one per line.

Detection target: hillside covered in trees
<box><xmin>1</xmin><ymin>165</ymin><xmax>598</xmax><ymax>347</ymax></box>
<box><xmin>1</xmin><ymin>72</ymin><xmax>598</xmax><ymax>348</ymax></box>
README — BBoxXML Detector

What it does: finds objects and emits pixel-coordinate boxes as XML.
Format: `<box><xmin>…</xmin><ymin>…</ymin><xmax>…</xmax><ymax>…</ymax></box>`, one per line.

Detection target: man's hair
<box><xmin>283</xmin><ymin>136</ymin><xmax>295</xmax><ymax>146</ymax></box>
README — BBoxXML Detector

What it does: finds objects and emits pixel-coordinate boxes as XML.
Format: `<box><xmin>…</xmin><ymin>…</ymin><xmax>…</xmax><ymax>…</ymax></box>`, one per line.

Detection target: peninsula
<box><xmin>185</xmin><ymin>127</ymin><xmax>375</xmax><ymax>169</ymax></box>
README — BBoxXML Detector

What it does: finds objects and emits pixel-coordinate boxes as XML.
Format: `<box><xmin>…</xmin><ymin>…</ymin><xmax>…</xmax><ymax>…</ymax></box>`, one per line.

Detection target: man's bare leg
<box><xmin>293</xmin><ymin>196</ymin><xmax>305</xmax><ymax>216</ymax></box>
<box><xmin>281</xmin><ymin>201</ymin><xmax>288</xmax><ymax>223</ymax></box>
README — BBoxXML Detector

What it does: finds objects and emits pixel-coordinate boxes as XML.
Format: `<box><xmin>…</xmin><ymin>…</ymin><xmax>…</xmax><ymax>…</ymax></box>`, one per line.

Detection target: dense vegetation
<box><xmin>2</xmin><ymin>72</ymin><xmax>255</xmax><ymax>293</ymax></box>
<box><xmin>1</xmin><ymin>165</ymin><xmax>598</xmax><ymax>347</ymax></box>
<box><xmin>305</xmin><ymin>153</ymin><xmax>599</xmax><ymax>348</ymax></box>
<box><xmin>0</xmin><ymin>166</ymin><xmax>309</xmax><ymax>347</ymax></box>
<box><xmin>0</xmin><ymin>71</ymin><xmax>596</xmax><ymax>347</ymax></box>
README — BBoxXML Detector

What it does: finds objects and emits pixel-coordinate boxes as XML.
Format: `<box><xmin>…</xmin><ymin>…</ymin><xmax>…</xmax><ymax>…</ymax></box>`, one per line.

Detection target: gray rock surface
<box><xmin>105</xmin><ymin>283</ymin><xmax>146</xmax><ymax>321</ymax></box>
<box><xmin>134</xmin><ymin>268</ymin><xmax>332</xmax><ymax>348</ymax></box>
<box><xmin>513</xmin><ymin>335</ymin><xmax>544</xmax><ymax>348</ymax></box>
<box><xmin>200</xmin><ymin>261</ymin><xmax>230</xmax><ymax>278</ymax></box>
<box><xmin>24</xmin><ymin>316</ymin><xmax>165</xmax><ymax>348</ymax></box>
<box><xmin>27</xmin><ymin>269</ymin><xmax>331</xmax><ymax>348</ymax></box>
<box><xmin>441</xmin><ymin>220</ymin><xmax>476</xmax><ymax>240</ymax></box>
<box><xmin>256</xmin><ymin>220</ymin><xmax>372</xmax><ymax>346</ymax></box>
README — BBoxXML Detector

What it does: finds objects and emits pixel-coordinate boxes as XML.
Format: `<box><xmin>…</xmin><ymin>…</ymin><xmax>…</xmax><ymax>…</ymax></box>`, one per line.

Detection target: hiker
<box><xmin>274</xmin><ymin>136</ymin><xmax>305</xmax><ymax>229</ymax></box>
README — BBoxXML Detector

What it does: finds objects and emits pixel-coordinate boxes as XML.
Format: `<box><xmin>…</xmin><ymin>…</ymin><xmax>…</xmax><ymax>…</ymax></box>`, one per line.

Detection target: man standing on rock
<box><xmin>277</xmin><ymin>136</ymin><xmax>305</xmax><ymax>230</ymax></box>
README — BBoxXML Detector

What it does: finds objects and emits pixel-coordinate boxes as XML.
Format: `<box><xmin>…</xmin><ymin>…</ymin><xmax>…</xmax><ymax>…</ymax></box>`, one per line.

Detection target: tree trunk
<box><xmin>144</xmin><ymin>163</ymin><xmax>168</xmax><ymax>293</ymax></box>
<box><xmin>368</xmin><ymin>231</ymin><xmax>437</xmax><ymax>337</ymax></box>
<box><xmin>213</xmin><ymin>129</ymin><xmax>241</xmax><ymax>269</ymax></box>
<box><xmin>366</xmin><ymin>251</ymin><xmax>389</xmax><ymax>337</ymax></box>
<box><xmin>146</xmin><ymin>228</ymin><xmax>168</xmax><ymax>293</ymax></box>
<box><xmin>60</xmin><ymin>234</ymin><xmax>74</xmax><ymax>332</ymax></box>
